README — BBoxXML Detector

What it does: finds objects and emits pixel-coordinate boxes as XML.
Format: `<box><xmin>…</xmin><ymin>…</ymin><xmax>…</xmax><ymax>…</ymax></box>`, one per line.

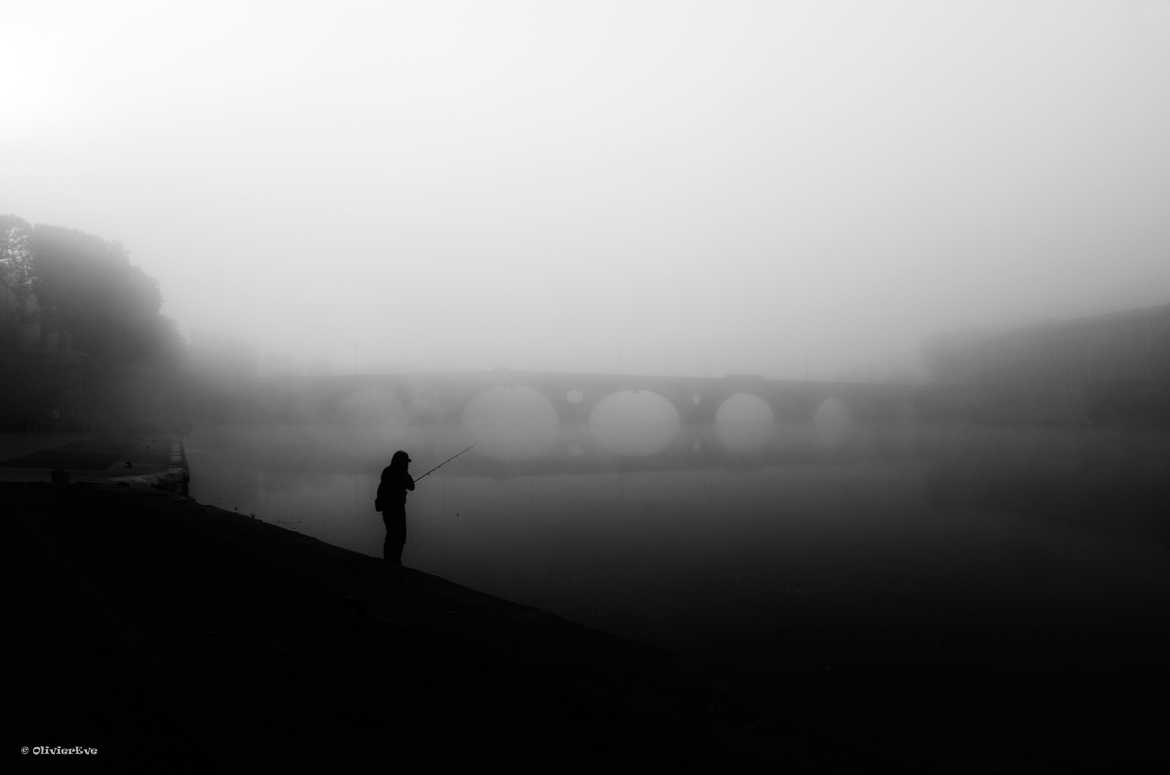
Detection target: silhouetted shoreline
<box><xmin>7</xmin><ymin>482</ymin><xmax>862</xmax><ymax>770</ymax></box>
<box><xmin>11</xmin><ymin>481</ymin><xmax>1167</xmax><ymax>771</ymax></box>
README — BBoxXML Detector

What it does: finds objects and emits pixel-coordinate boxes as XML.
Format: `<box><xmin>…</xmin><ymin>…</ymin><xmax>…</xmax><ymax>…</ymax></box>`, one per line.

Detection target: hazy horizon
<box><xmin>4</xmin><ymin>0</ymin><xmax>1169</xmax><ymax>379</ymax></box>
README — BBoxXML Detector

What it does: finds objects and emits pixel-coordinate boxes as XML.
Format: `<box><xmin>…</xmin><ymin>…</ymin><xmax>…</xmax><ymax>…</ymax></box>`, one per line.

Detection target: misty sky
<box><xmin>3</xmin><ymin>1</ymin><xmax>1169</xmax><ymax>379</ymax></box>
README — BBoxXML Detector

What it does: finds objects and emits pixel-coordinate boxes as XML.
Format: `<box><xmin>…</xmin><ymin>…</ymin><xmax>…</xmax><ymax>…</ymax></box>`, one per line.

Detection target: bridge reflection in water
<box><xmin>256</xmin><ymin>371</ymin><xmax>923</xmax><ymax>477</ymax></box>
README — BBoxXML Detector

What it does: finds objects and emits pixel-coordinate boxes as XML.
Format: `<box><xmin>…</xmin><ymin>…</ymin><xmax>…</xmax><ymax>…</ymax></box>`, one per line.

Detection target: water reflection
<box><xmin>186</xmin><ymin>423</ymin><xmax>1170</xmax><ymax>668</ymax></box>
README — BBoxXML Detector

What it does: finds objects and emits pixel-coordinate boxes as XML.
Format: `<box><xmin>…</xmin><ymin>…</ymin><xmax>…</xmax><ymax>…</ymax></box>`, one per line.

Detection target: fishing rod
<box><xmin>413</xmin><ymin>443</ymin><xmax>476</xmax><ymax>483</ymax></box>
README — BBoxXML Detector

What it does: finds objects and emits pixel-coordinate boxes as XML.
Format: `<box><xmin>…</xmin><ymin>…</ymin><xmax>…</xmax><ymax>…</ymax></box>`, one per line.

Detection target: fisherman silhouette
<box><xmin>375</xmin><ymin>450</ymin><xmax>415</xmax><ymax>565</ymax></box>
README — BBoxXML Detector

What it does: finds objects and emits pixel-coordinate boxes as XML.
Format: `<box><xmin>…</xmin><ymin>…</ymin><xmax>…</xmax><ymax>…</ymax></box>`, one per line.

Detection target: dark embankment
<box><xmin>10</xmin><ymin>482</ymin><xmax>877</xmax><ymax>771</ymax></box>
<box><xmin>11</xmin><ymin>481</ymin><xmax>1168</xmax><ymax>771</ymax></box>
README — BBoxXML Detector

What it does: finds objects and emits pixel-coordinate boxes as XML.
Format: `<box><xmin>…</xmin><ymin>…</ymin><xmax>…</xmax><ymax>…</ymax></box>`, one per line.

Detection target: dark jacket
<box><xmin>376</xmin><ymin>467</ymin><xmax>414</xmax><ymax>513</ymax></box>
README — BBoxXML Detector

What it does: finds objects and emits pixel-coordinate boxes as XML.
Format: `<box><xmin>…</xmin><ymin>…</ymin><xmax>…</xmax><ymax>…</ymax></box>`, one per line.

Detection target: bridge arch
<box><xmin>714</xmin><ymin>392</ymin><xmax>776</xmax><ymax>453</ymax></box>
<box><xmin>461</xmin><ymin>386</ymin><xmax>559</xmax><ymax>460</ymax></box>
<box><xmin>588</xmin><ymin>389</ymin><xmax>681</xmax><ymax>457</ymax></box>
<box><xmin>813</xmin><ymin>397</ymin><xmax>853</xmax><ymax>447</ymax></box>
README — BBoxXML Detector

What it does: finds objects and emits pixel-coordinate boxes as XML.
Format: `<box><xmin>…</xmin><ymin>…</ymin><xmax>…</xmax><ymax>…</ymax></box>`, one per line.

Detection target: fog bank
<box><xmin>4</xmin><ymin>1</ymin><xmax>1169</xmax><ymax>378</ymax></box>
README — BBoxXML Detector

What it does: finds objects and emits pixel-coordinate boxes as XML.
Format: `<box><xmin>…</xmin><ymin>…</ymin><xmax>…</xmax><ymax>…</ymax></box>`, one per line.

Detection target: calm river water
<box><xmin>185</xmin><ymin>423</ymin><xmax>1170</xmax><ymax>668</ymax></box>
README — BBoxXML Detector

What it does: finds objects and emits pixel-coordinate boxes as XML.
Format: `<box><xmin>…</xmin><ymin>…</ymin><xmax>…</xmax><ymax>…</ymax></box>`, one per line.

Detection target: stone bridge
<box><xmin>261</xmin><ymin>371</ymin><xmax>923</xmax><ymax>475</ymax></box>
<box><xmin>295</xmin><ymin>371</ymin><xmax>916</xmax><ymax>424</ymax></box>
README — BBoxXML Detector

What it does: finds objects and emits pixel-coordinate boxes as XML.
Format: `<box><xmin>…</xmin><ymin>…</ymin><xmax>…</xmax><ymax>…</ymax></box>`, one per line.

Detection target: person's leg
<box><xmin>399</xmin><ymin>520</ymin><xmax>407</xmax><ymax>565</ymax></box>
<box><xmin>384</xmin><ymin>512</ymin><xmax>405</xmax><ymax>565</ymax></box>
<box><xmin>383</xmin><ymin>531</ymin><xmax>400</xmax><ymax>564</ymax></box>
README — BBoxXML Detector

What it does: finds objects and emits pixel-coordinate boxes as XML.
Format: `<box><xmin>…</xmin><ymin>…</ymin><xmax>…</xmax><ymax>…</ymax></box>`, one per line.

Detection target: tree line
<box><xmin>1</xmin><ymin>214</ymin><xmax>186</xmax><ymax>431</ymax></box>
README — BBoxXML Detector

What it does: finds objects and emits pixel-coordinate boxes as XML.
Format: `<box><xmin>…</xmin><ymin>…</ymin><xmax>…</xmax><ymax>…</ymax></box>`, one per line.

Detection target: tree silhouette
<box><xmin>0</xmin><ymin>216</ymin><xmax>185</xmax><ymax>429</ymax></box>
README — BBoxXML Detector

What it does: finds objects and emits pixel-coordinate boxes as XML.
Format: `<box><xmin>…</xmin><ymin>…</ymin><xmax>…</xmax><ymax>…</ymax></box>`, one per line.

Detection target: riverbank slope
<box><xmin>11</xmin><ymin>481</ymin><xmax>1167</xmax><ymax>771</ymax></box>
<box><xmin>10</xmin><ymin>481</ymin><xmax>863</xmax><ymax>771</ymax></box>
